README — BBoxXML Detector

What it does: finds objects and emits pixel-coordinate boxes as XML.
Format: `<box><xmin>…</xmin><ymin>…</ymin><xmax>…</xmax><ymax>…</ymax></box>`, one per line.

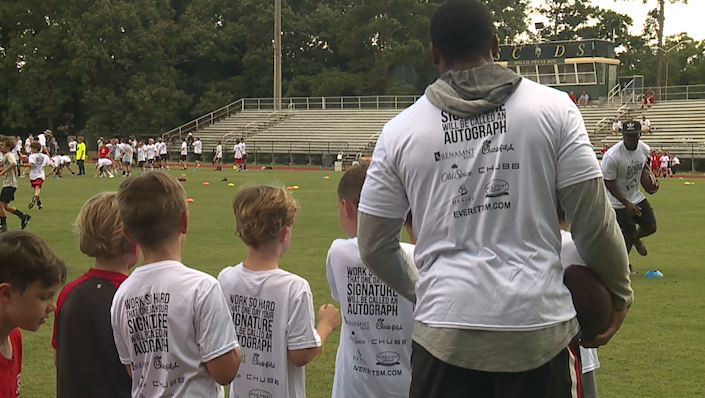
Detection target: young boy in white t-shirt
<box><xmin>146</xmin><ymin>138</ymin><xmax>157</xmax><ymax>170</ymax></box>
<box><xmin>218</xmin><ymin>185</ymin><xmax>342</xmax><ymax>398</ymax></box>
<box><xmin>27</xmin><ymin>142</ymin><xmax>54</xmax><ymax>209</ymax></box>
<box><xmin>137</xmin><ymin>141</ymin><xmax>147</xmax><ymax>172</ymax></box>
<box><xmin>111</xmin><ymin>172</ymin><xmax>241</xmax><ymax>398</ymax></box>
<box><xmin>558</xmin><ymin>206</ymin><xmax>600</xmax><ymax>398</ymax></box>
<box><xmin>327</xmin><ymin>164</ymin><xmax>416</xmax><ymax>398</ymax></box>
<box><xmin>214</xmin><ymin>141</ymin><xmax>223</xmax><ymax>171</ymax></box>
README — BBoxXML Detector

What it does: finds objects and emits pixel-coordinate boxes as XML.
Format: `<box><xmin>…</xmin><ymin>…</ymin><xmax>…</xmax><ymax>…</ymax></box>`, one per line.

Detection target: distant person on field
<box><xmin>218</xmin><ymin>185</ymin><xmax>341</xmax><ymax>398</ymax></box>
<box><xmin>641</xmin><ymin>88</ymin><xmax>655</xmax><ymax>109</ymax></box>
<box><xmin>578</xmin><ymin>90</ymin><xmax>589</xmax><ymax>106</ymax></box>
<box><xmin>53</xmin><ymin>192</ymin><xmax>138</xmax><ymax>398</ymax></box>
<box><xmin>68</xmin><ymin>137</ymin><xmax>77</xmax><ymax>163</ymax></box>
<box><xmin>357</xmin><ymin>0</ymin><xmax>632</xmax><ymax>396</ymax></box>
<box><xmin>612</xmin><ymin>118</ymin><xmax>622</xmax><ymax>134</ymax></box>
<box><xmin>137</xmin><ymin>140</ymin><xmax>147</xmax><ymax>172</ymax></box>
<box><xmin>233</xmin><ymin>140</ymin><xmax>243</xmax><ymax>171</ymax></box>
<box><xmin>558</xmin><ymin>206</ymin><xmax>601</xmax><ymax>398</ymax></box>
<box><xmin>76</xmin><ymin>136</ymin><xmax>87</xmax><ymax>176</ymax></box>
<box><xmin>671</xmin><ymin>155</ymin><xmax>680</xmax><ymax>175</ymax></box>
<box><xmin>650</xmin><ymin>150</ymin><xmax>659</xmax><ymax>174</ymax></box>
<box><xmin>327</xmin><ymin>164</ymin><xmax>414</xmax><ymax>398</ymax></box>
<box><xmin>601</xmin><ymin>120</ymin><xmax>656</xmax><ymax>274</ymax></box>
<box><xmin>0</xmin><ymin>230</ymin><xmax>66</xmax><ymax>398</ymax></box>
<box><xmin>111</xmin><ymin>172</ymin><xmax>242</xmax><ymax>397</ymax></box>
<box><xmin>0</xmin><ymin>137</ymin><xmax>32</xmax><ymax>232</ymax></box>
<box><xmin>192</xmin><ymin>137</ymin><xmax>203</xmax><ymax>169</ymax></box>
<box><xmin>568</xmin><ymin>91</ymin><xmax>577</xmax><ymax>104</ymax></box>
<box><xmin>214</xmin><ymin>140</ymin><xmax>223</xmax><ymax>171</ymax></box>
<box><xmin>641</xmin><ymin>116</ymin><xmax>651</xmax><ymax>134</ymax></box>
<box><xmin>239</xmin><ymin>138</ymin><xmax>248</xmax><ymax>171</ymax></box>
<box><xmin>179</xmin><ymin>138</ymin><xmax>188</xmax><ymax>170</ymax></box>
<box><xmin>659</xmin><ymin>151</ymin><xmax>670</xmax><ymax>178</ymax></box>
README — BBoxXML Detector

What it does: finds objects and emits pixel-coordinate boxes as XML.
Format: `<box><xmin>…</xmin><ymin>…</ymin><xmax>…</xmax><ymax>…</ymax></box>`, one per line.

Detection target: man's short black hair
<box><xmin>430</xmin><ymin>0</ymin><xmax>494</xmax><ymax>64</ymax></box>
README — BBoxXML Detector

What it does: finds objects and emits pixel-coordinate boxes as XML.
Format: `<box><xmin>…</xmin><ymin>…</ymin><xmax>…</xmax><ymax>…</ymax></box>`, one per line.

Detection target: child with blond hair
<box><xmin>53</xmin><ymin>192</ymin><xmax>140</xmax><ymax>397</ymax></box>
<box><xmin>218</xmin><ymin>185</ymin><xmax>341</xmax><ymax>398</ymax></box>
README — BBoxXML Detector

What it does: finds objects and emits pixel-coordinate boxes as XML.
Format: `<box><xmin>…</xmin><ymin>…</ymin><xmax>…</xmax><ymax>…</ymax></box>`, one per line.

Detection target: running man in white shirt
<box><xmin>179</xmin><ymin>138</ymin><xmax>188</xmax><ymax>170</ymax></box>
<box><xmin>327</xmin><ymin>165</ymin><xmax>415</xmax><ymax>398</ymax></box>
<box><xmin>218</xmin><ymin>185</ymin><xmax>341</xmax><ymax>398</ymax></box>
<box><xmin>112</xmin><ymin>172</ymin><xmax>241</xmax><ymax>398</ymax></box>
<box><xmin>233</xmin><ymin>141</ymin><xmax>243</xmax><ymax>171</ymax></box>
<box><xmin>214</xmin><ymin>141</ymin><xmax>223</xmax><ymax>171</ymax></box>
<box><xmin>601</xmin><ymin>120</ymin><xmax>657</xmax><ymax>273</ymax></box>
<box><xmin>192</xmin><ymin>137</ymin><xmax>203</xmax><ymax>169</ymax></box>
<box><xmin>357</xmin><ymin>1</ymin><xmax>632</xmax><ymax>396</ymax></box>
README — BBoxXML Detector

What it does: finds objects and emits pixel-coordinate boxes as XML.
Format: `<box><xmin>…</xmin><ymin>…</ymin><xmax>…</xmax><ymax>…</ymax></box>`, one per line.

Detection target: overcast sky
<box><xmin>530</xmin><ymin>0</ymin><xmax>705</xmax><ymax>41</ymax></box>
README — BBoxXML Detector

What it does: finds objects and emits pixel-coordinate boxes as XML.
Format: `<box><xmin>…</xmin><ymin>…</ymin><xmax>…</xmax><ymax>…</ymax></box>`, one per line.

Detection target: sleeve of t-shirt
<box><xmin>194</xmin><ymin>282</ymin><xmax>240</xmax><ymax>363</ymax></box>
<box><xmin>325</xmin><ymin>243</ymin><xmax>340</xmax><ymax>302</ymax></box>
<box><xmin>287</xmin><ymin>284</ymin><xmax>321</xmax><ymax>351</ymax></box>
<box><xmin>600</xmin><ymin>154</ymin><xmax>618</xmax><ymax>181</ymax></box>
<box><xmin>110</xmin><ymin>294</ymin><xmax>132</xmax><ymax>364</ymax></box>
<box><xmin>556</xmin><ymin>102</ymin><xmax>603</xmax><ymax>190</ymax></box>
<box><xmin>358</xmin><ymin>130</ymin><xmax>410</xmax><ymax>219</ymax></box>
<box><xmin>561</xmin><ymin>233</ymin><xmax>586</xmax><ymax>268</ymax></box>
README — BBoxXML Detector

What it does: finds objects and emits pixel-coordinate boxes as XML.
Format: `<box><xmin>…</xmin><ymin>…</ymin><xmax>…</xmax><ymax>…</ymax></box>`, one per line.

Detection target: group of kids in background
<box><xmin>0</xmin><ymin>159</ymin><xmax>603</xmax><ymax>398</ymax></box>
<box><xmin>650</xmin><ymin>149</ymin><xmax>680</xmax><ymax>178</ymax></box>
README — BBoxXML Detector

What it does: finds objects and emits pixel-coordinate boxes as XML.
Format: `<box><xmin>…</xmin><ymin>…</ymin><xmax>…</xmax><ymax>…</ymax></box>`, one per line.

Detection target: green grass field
<box><xmin>15</xmin><ymin>168</ymin><xmax>705</xmax><ymax>398</ymax></box>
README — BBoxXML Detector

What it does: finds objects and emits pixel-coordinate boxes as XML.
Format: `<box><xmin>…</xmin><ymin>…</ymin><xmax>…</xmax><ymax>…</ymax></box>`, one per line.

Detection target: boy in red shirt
<box><xmin>0</xmin><ymin>231</ymin><xmax>66</xmax><ymax>397</ymax></box>
<box><xmin>99</xmin><ymin>144</ymin><xmax>110</xmax><ymax>159</ymax></box>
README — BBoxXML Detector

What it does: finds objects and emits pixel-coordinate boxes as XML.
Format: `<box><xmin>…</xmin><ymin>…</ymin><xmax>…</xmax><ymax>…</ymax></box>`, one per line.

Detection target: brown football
<box><xmin>563</xmin><ymin>265</ymin><xmax>612</xmax><ymax>342</ymax></box>
<box><xmin>641</xmin><ymin>167</ymin><xmax>659</xmax><ymax>194</ymax></box>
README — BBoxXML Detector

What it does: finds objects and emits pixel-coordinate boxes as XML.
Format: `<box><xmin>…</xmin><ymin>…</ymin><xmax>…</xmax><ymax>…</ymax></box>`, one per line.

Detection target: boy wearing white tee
<box><xmin>27</xmin><ymin>142</ymin><xmax>54</xmax><ymax>209</ymax></box>
<box><xmin>146</xmin><ymin>139</ymin><xmax>157</xmax><ymax>170</ymax></box>
<box><xmin>327</xmin><ymin>164</ymin><xmax>415</xmax><ymax>398</ymax></box>
<box><xmin>179</xmin><ymin>138</ymin><xmax>188</xmax><ymax>170</ymax></box>
<box><xmin>218</xmin><ymin>185</ymin><xmax>341</xmax><ymax>398</ymax></box>
<box><xmin>112</xmin><ymin>172</ymin><xmax>241</xmax><ymax>398</ymax></box>
<box><xmin>214</xmin><ymin>141</ymin><xmax>223</xmax><ymax>171</ymax></box>
<box><xmin>233</xmin><ymin>141</ymin><xmax>243</xmax><ymax>171</ymax></box>
<box><xmin>68</xmin><ymin>138</ymin><xmax>77</xmax><ymax>162</ymax></box>
<box><xmin>192</xmin><ymin>138</ymin><xmax>203</xmax><ymax>169</ymax></box>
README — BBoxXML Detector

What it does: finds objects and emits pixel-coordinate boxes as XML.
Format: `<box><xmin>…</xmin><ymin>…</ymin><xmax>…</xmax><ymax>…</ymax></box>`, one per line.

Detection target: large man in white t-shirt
<box><xmin>356</xmin><ymin>0</ymin><xmax>633</xmax><ymax>396</ymax></box>
<box><xmin>601</xmin><ymin>120</ymin><xmax>657</xmax><ymax>273</ymax></box>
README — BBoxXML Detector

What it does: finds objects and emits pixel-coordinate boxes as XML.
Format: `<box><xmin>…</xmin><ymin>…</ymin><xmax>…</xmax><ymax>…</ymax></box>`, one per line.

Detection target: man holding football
<box><xmin>601</xmin><ymin>119</ymin><xmax>658</xmax><ymax>274</ymax></box>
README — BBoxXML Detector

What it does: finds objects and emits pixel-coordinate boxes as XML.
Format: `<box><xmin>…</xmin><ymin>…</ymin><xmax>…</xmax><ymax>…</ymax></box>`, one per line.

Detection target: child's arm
<box><xmin>288</xmin><ymin>303</ymin><xmax>341</xmax><ymax>367</ymax></box>
<box><xmin>196</xmin><ymin>283</ymin><xmax>242</xmax><ymax>385</ymax></box>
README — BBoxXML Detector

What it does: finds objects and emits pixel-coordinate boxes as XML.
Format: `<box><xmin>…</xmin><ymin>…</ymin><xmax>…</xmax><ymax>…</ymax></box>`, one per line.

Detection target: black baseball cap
<box><xmin>623</xmin><ymin>120</ymin><xmax>641</xmax><ymax>134</ymax></box>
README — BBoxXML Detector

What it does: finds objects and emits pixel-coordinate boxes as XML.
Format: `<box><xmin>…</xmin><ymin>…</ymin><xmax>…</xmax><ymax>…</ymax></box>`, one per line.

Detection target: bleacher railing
<box><xmin>246</xmin><ymin>140</ymin><xmax>351</xmax><ymax>166</ymax></box>
<box><xmin>242</xmin><ymin>96</ymin><xmax>421</xmax><ymax>110</ymax></box>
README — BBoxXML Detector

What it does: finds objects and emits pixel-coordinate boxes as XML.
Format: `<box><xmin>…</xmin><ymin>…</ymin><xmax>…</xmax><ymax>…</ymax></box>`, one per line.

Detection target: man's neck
<box><xmin>441</xmin><ymin>57</ymin><xmax>494</xmax><ymax>75</ymax></box>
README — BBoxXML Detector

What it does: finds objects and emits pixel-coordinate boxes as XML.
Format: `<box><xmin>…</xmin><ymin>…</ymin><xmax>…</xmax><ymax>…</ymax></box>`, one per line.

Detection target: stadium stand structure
<box><xmin>164</xmin><ymin>94</ymin><xmax>705</xmax><ymax>166</ymax></box>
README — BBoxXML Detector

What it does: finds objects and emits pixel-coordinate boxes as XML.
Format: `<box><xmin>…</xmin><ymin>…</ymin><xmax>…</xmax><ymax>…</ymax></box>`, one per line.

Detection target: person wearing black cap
<box><xmin>601</xmin><ymin>119</ymin><xmax>657</xmax><ymax>274</ymax></box>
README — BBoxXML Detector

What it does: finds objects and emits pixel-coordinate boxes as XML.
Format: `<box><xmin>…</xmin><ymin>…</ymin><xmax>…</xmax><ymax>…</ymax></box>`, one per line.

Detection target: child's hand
<box><xmin>318</xmin><ymin>304</ymin><xmax>342</xmax><ymax>331</ymax></box>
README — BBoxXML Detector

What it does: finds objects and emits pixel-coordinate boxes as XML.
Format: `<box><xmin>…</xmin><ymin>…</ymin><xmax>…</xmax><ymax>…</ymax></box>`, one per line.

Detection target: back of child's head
<box><xmin>1</xmin><ymin>135</ymin><xmax>17</xmax><ymax>149</ymax></box>
<box><xmin>337</xmin><ymin>164</ymin><xmax>369</xmax><ymax>206</ymax></box>
<box><xmin>76</xmin><ymin>192</ymin><xmax>133</xmax><ymax>259</ymax></box>
<box><xmin>30</xmin><ymin>142</ymin><xmax>42</xmax><ymax>152</ymax></box>
<box><xmin>117</xmin><ymin>172</ymin><xmax>187</xmax><ymax>250</ymax></box>
<box><xmin>232</xmin><ymin>185</ymin><xmax>298</xmax><ymax>249</ymax></box>
<box><xmin>0</xmin><ymin>231</ymin><xmax>66</xmax><ymax>293</ymax></box>
<box><xmin>59</xmin><ymin>151</ymin><xmax>66</xmax><ymax>156</ymax></box>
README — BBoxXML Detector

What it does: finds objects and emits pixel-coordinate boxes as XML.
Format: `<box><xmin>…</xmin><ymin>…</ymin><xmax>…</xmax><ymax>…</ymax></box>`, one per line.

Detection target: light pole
<box><xmin>274</xmin><ymin>0</ymin><xmax>282</xmax><ymax>110</ymax></box>
<box><xmin>652</xmin><ymin>40</ymin><xmax>692</xmax><ymax>100</ymax></box>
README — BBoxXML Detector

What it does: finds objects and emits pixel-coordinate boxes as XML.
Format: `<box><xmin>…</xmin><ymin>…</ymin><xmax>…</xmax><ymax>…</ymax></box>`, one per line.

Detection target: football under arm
<box><xmin>205</xmin><ymin>347</ymin><xmax>241</xmax><ymax>386</ymax></box>
<box><xmin>558</xmin><ymin>177</ymin><xmax>633</xmax><ymax>310</ymax></box>
<box><xmin>357</xmin><ymin>211</ymin><xmax>418</xmax><ymax>303</ymax></box>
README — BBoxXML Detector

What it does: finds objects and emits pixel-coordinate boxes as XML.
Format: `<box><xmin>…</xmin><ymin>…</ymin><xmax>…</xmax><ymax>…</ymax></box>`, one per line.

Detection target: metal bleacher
<box><xmin>164</xmin><ymin>90</ymin><xmax>705</xmax><ymax>165</ymax></box>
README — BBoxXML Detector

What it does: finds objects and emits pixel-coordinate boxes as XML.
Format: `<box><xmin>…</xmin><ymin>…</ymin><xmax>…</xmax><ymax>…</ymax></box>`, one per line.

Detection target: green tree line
<box><xmin>0</xmin><ymin>0</ymin><xmax>702</xmax><ymax>139</ymax></box>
